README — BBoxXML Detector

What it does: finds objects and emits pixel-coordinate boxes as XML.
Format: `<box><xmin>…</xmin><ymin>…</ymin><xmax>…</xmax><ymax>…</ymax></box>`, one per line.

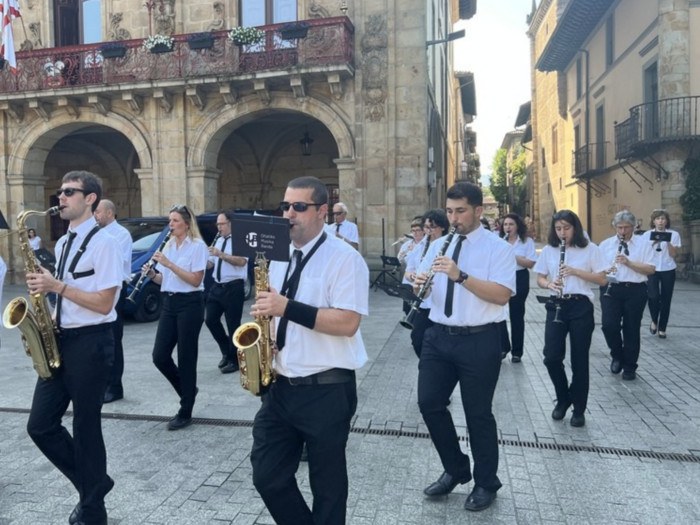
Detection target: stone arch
<box><xmin>187</xmin><ymin>93</ymin><xmax>354</xmax><ymax>169</ymax></box>
<box><xmin>7</xmin><ymin>109</ymin><xmax>153</xmax><ymax>177</ymax></box>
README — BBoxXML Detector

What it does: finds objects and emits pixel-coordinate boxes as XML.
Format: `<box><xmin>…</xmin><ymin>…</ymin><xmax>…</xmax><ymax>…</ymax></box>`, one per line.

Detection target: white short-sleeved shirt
<box><xmin>102</xmin><ymin>220</ymin><xmax>133</xmax><ymax>282</ymax></box>
<box><xmin>641</xmin><ymin>229</ymin><xmax>681</xmax><ymax>272</ymax></box>
<box><xmin>397</xmin><ymin>238</ymin><xmax>418</xmax><ymax>264</ymax></box>
<box><xmin>208</xmin><ymin>235</ymin><xmax>248</xmax><ymax>284</ymax></box>
<box><xmin>419</xmin><ymin>226</ymin><xmax>516</xmax><ymax>327</ymax></box>
<box><xmin>160</xmin><ymin>236</ymin><xmax>208</xmax><ymax>292</ymax></box>
<box><xmin>404</xmin><ymin>237</ymin><xmax>433</xmax><ymax>308</ymax></box>
<box><xmin>509</xmin><ymin>236</ymin><xmax>537</xmax><ymax>270</ymax></box>
<box><xmin>269</xmin><ymin>231</ymin><xmax>369</xmax><ymax>377</ymax></box>
<box><xmin>533</xmin><ymin>243</ymin><xmax>607</xmax><ymax>302</ymax></box>
<box><xmin>325</xmin><ymin>220</ymin><xmax>360</xmax><ymax>244</ymax></box>
<box><xmin>29</xmin><ymin>236</ymin><xmax>41</xmax><ymax>250</ymax></box>
<box><xmin>54</xmin><ymin>217</ymin><xmax>122</xmax><ymax>327</ymax></box>
<box><xmin>599</xmin><ymin>234</ymin><xmax>656</xmax><ymax>283</ymax></box>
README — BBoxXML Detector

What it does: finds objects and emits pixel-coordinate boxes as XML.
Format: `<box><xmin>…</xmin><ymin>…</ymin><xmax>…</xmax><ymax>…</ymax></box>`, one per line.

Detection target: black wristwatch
<box><xmin>455</xmin><ymin>271</ymin><xmax>469</xmax><ymax>284</ymax></box>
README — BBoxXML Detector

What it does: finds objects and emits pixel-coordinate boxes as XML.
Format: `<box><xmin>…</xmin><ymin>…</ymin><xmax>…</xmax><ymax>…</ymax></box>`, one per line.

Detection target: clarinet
<box><xmin>603</xmin><ymin>236</ymin><xmax>625</xmax><ymax>297</ymax></box>
<box><xmin>552</xmin><ymin>238</ymin><xmax>566</xmax><ymax>323</ymax></box>
<box><xmin>400</xmin><ymin>227</ymin><xmax>456</xmax><ymax>329</ymax></box>
<box><xmin>127</xmin><ymin>229</ymin><xmax>172</xmax><ymax>303</ymax></box>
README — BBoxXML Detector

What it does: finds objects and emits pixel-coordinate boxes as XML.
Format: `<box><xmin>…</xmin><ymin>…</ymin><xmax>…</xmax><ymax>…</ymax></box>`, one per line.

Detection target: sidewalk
<box><xmin>1</xmin><ymin>276</ymin><xmax>699</xmax><ymax>524</ymax></box>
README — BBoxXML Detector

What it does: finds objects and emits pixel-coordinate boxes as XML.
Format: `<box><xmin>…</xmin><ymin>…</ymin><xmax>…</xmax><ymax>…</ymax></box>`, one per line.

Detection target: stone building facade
<box><xmin>528</xmin><ymin>0</ymin><xmax>700</xmax><ymax>249</ymax></box>
<box><xmin>0</xmin><ymin>0</ymin><xmax>476</xmax><ymax>279</ymax></box>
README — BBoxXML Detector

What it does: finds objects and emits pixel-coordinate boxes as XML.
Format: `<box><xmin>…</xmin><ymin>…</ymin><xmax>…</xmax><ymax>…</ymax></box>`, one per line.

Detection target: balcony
<box><xmin>0</xmin><ymin>17</ymin><xmax>354</xmax><ymax>115</ymax></box>
<box><xmin>615</xmin><ymin>95</ymin><xmax>700</xmax><ymax>160</ymax></box>
<box><xmin>572</xmin><ymin>142</ymin><xmax>611</xmax><ymax>178</ymax></box>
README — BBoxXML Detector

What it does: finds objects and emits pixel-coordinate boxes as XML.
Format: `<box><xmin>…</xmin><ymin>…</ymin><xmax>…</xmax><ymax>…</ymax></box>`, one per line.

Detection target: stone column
<box><xmin>134</xmin><ymin>168</ymin><xmax>157</xmax><ymax>215</ymax></box>
<box><xmin>186</xmin><ymin>167</ymin><xmax>222</xmax><ymax>214</ymax></box>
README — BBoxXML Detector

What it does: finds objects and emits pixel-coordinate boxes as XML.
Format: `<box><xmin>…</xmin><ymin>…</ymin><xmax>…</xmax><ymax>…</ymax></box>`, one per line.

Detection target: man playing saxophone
<box><xmin>25</xmin><ymin>171</ymin><xmax>122</xmax><ymax>525</ymax></box>
<box><xmin>414</xmin><ymin>182</ymin><xmax>515</xmax><ymax>512</ymax></box>
<box><xmin>248</xmin><ymin>176</ymin><xmax>369</xmax><ymax>525</ymax></box>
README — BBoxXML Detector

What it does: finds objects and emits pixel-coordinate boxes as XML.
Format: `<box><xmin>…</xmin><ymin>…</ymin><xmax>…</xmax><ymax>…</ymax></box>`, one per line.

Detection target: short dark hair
<box><xmin>422</xmin><ymin>208</ymin><xmax>449</xmax><ymax>232</ymax></box>
<box><xmin>548</xmin><ymin>209</ymin><xmax>588</xmax><ymax>248</ymax></box>
<box><xmin>287</xmin><ymin>176</ymin><xmax>328</xmax><ymax>205</ymax></box>
<box><xmin>62</xmin><ymin>170</ymin><xmax>102</xmax><ymax>212</ymax></box>
<box><xmin>446</xmin><ymin>181</ymin><xmax>483</xmax><ymax>207</ymax></box>
<box><xmin>502</xmin><ymin>213</ymin><xmax>528</xmax><ymax>241</ymax></box>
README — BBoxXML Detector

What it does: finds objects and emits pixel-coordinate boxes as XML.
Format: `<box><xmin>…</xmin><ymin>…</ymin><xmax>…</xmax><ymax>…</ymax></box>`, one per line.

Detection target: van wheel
<box><xmin>244</xmin><ymin>279</ymin><xmax>253</xmax><ymax>301</ymax></box>
<box><xmin>133</xmin><ymin>282</ymin><xmax>162</xmax><ymax>322</ymax></box>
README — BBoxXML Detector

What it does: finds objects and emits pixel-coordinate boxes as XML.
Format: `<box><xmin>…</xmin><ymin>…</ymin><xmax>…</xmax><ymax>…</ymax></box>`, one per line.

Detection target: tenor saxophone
<box><xmin>233</xmin><ymin>252</ymin><xmax>274</xmax><ymax>396</ymax></box>
<box><xmin>2</xmin><ymin>207</ymin><xmax>63</xmax><ymax>379</ymax></box>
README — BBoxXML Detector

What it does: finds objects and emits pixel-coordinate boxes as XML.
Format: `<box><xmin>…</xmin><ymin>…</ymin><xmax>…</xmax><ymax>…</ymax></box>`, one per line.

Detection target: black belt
<box><xmin>164</xmin><ymin>291</ymin><xmax>203</xmax><ymax>297</ymax></box>
<box><xmin>212</xmin><ymin>279</ymin><xmax>243</xmax><ymax>287</ymax></box>
<box><xmin>611</xmin><ymin>281</ymin><xmax>646</xmax><ymax>287</ymax></box>
<box><xmin>433</xmin><ymin>322</ymin><xmax>497</xmax><ymax>336</ymax></box>
<box><xmin>59</xmin><ymin>323</ymin><xmax>112</xmax><ymax>338</ymax></box>
<box><xmin>277</xmin><ymin>368</ymin><xmax>354</xmax><ymax>386</ymax></box>
<box><xmin>559</xmin><ymin>294</ymin><xmax>588</xmax><ymax>300</ymax></box>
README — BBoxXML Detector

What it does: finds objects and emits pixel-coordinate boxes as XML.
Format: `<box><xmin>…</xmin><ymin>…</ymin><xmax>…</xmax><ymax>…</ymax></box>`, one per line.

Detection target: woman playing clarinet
<box><xmin>533</xmin><ymin>210</ymin><xmax>607</xmax><ymax>427</ymax></box>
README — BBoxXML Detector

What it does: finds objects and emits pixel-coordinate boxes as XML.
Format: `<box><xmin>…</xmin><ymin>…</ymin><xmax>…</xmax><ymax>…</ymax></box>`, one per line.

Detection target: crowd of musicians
<box><xmin>12</xmin><ymin>170</ymin><xmax>682</xmax><ymax>524</ymax></box>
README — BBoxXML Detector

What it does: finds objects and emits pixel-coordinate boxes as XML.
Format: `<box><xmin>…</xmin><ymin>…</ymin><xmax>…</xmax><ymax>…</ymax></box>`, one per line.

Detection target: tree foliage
<box><xmin>490</xmin><ymin>147</ymin><xmax>529</xmax><ymax>216</ymax></box>
<box><xmin>490</xmin><ymin>149</ymin><xmax>509</xmax><ymax>204</ymax></box>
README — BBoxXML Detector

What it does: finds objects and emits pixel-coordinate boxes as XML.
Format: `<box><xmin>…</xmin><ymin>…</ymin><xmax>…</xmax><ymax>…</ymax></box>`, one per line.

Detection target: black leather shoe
<box><xmin>610</xmin><ymin>359</ymin><xmax>622</xmax><ymax>375</ymax></box>
<box><xmin>570</xmin><ymin>413</ymin><xmax>585</xmax><ymax>427</ymax></box>
<box><xmin>218</xmin><ymin>356</ymin><xmax>228</xmax><ymax>368</ymax></box>
<box><xmin>464</xmin><ymin>486</ymin><xmax>496</xmax><ymax>511</ymax></box>
<box><xmin>167</xmin><ymin>414</ymin><xmax>192</xmax><ymax>430</ymax></box>
<box><xmin>649</xmin><ymin>322</ymin><xmax>657</xmax><ymax>335</ymax></box>
<box><xmin>511</xmin><ymin>356</ymin><xmax>521</xmax><ymax>363</ymax></box>
<box><xmin>69</xmin><ymin>503</ymin><xmax>81</xmax><ymax>524</ymax></box>
<box><xmin>220</xmin><ymin>361</ymin><xmax>239</xmax><ymax>374</ymax></box>
<box><xmin>658</xmin><ymin>331</ymin><xmax>667</xmax><ymax>339</ymax></box>
<box><xmin>622</xmin><ymin>371</ymin><xmax>636</xmax><ymax>381</ymax></box>
<box><xmin>103</xmin><ymin>389</ymin><xmax>123</xmax><ymax>404</ymax></box>
<box><xmin>423</xmin><ymin>471</ymin><xmax>471</xmax><ymax>496</ymax></box>
<box><xmin>551</xmin><ymin>401</ymin><xmax>571</xmax><ymax>421</ymax></box>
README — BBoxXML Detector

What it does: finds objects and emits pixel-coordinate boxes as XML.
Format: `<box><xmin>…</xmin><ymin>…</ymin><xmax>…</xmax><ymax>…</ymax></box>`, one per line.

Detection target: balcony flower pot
<box><xmin>143</xmin><ymin>34</ymin><xmax>175</xmax><ymax>54</ymax></box>
<box><xmin>150</xmin><ymin>43</ymin><xmax>173</xmax><ymax>54</ymax></box>
<box><xmin>187</xmin><ymin>33</ymin><xmax>215</xmax><ymax>50</ymax></box>
<box><xmin>279</xmin><ymin>22</ymin><xmax>309</xmax><ymax>40</ymax></box>
<box><xmin>100</xmin><ymin>44</ymin><xmax>127</xmax><ymax>59</ymax></box>
<box><xmin>228</xmin><ymin>27</ymin><xmax>265</xmax><ymax>47</ymax></box>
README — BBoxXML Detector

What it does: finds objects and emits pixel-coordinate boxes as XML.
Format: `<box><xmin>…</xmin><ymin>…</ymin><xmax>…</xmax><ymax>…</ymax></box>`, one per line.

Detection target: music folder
<box><xmin>649</xmin><ymin>231</ymin><xmax>672</xmax><ymax>242</ymax></box>
<box><xmin>0</xmin><ymin>208</ymin><xmax>9</xmax><ymax>230</ymax></box>
<box><xmin>230</xmin><ymin>213</ymin><xmax>290</xmax><ymax>261</ymax></box>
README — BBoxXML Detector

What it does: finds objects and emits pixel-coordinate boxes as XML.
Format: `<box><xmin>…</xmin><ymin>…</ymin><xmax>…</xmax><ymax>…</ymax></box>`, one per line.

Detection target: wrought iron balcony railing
<box><xmin>614</xmin><ymin>95</ymin><xmax>700</xmax><ymax>160</ymax></box>
<box><xmin>572</xmin><ymin>142</ymin><xmax>611</xmax><ymax>177</ymax></box>
<box><xmin>0</xmin><ymin>17</ymin><xmax>353</xmax><ymax>95</ymax></box>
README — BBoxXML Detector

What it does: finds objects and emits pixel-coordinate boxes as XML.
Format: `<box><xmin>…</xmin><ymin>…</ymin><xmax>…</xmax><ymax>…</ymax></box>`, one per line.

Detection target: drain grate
<box><xmin>2</xmin><ymin>407</ymin><xmax>698</xmax><ymax>464</ymax></box>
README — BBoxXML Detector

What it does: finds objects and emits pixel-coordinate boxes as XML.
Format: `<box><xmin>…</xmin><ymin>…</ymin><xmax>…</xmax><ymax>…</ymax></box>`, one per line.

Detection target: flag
<box><xmin>0</xmin><ymin>0</ymin><xmax>21</xmax><ymax>73</ymax></box>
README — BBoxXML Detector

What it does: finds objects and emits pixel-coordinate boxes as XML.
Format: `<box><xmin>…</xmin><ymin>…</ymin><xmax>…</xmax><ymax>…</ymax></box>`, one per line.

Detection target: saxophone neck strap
<box><xmin>280</xmin><ymin>232</ymin><xmax>327</xmax><ymax>297</ymax></box>
<box><xmin>66</xmin><ymin>225</ymin><xmax>101</xmax><ymax>276</ymax></box>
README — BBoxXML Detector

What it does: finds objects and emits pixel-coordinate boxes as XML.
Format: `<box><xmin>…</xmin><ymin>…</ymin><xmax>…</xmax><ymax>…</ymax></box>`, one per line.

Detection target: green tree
<box><xmin>490</xmin><ymin>149</ymin><xmax>508</xmax><ymax>204</ymax></box>
<box><xmin>510</xmin><ymin>149</ymin><xmax>528</xmax><ymax>215</ymax></box>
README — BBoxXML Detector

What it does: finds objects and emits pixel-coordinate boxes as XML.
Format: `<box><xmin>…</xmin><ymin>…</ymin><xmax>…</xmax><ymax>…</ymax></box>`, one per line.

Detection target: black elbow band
<box><xmin>284</xmin><ymin>300</ymin><xmax>318</xmax><ymax>329</ymax></box>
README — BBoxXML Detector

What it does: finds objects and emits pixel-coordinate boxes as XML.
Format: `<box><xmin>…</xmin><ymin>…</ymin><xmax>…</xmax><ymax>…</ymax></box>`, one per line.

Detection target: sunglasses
<box><xmin>56</xmin><ymin>187</ymin><xmax>87</xmax><ymax>197</ymax></box>
<box><xmin>332</xmin><ymin>211</ymin><xmax>346</xmax><ymax>216</ymax></box>
<box><xmin>279</xmin><ymin>201</ymin><xmax>323</xmax><ymax>212</ymax></box>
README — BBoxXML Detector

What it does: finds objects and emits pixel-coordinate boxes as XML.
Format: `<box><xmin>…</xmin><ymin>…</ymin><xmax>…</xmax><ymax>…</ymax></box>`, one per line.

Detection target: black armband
<box><xmin>283</xmin><ymin>300</ymin><xmax>318</xmax><ymax>329</ymax></box>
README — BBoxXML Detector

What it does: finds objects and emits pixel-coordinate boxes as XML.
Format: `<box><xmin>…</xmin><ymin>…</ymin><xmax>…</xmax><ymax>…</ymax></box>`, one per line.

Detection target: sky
<box><xmin>454</xmin><ymin>0</ymin><xmax>534</xmax><ymax>183</ymax></box>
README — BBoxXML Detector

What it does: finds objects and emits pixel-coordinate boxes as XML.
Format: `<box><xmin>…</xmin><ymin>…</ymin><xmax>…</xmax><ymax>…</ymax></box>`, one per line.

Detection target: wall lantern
<box><xmin>300</xmin><ymin>131</ymin><xmax>314</xmax><ymax>156</ymax></box>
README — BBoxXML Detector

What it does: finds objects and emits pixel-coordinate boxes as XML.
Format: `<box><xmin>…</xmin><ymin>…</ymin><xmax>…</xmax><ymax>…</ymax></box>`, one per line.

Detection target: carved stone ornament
<box><xmin>361</xmin><ymin>15</ymin><xmax>388</xmax><ymax>122</ymax></box>
<box><xmin>155</xmin><ymin>0</ymin><xmax>176</xmax><ymax>36</ymax></box>
<box><xmin>207</xmin><ymin>2</ymin><xmax>225</xmax><ymax>32</ymax></box>
<box><xmin>20</xmin><ymin>22</ymin><xmax>42</xmax><ymax>51</ymax></box>
<box><xmin>109</xmin><ymin>13</ymin><xmax>132</xmax><ymax>41</ymax></box>
<box><xmin>308</xmin><ymin>1</ymin><xmax>330</xmax><ymax>19</ymax></box>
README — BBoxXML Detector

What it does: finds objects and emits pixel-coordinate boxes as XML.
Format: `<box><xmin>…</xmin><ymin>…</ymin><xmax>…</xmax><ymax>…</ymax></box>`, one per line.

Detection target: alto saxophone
<box><xmin>233</xmin><ymin>252</ymin><xmax>274</xmax><ymax>396</ymax></box>
<box><xmin>2</xmin><ymin>207</ymin><xmax>63</xmax><ymax>379</ymax></box>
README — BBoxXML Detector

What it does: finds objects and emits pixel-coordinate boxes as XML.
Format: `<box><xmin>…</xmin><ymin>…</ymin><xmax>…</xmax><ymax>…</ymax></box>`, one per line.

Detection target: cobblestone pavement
<box><xmin>1</xmin><ymin>273</ymin><xmax>699</xmax><ymax>524</ymax></box>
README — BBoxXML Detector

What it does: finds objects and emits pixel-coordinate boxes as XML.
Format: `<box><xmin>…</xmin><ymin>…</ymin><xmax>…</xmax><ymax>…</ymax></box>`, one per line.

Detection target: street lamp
<box><xmin>426</xmin><ymin>29</ymin><xmax>465</xmax><ymax>47</ymax></box>
<box><xmin>300</xmin><ymin>131</ymin><xmax>314</xmax><ymax>156</ymax></box>
<box><xmin>460</xmin><ymin>159</ymin><xmax>468</xmax><ymax>180</ymax></box>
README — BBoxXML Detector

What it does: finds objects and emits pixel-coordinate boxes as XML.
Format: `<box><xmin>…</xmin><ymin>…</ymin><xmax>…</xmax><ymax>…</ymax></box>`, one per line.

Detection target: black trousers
<box><xmin>506</xmin><ymin>269</ymin><xmax>530</xmax><ymax>357</ymax></box>
<box><xmin>251</xmin><ymin>377</ymin><xmax>358</xmax><ymax>525</ymax></box>
<box><xmin>205</xmin><ymin>280</ymin><xmax>245</xmax><ymax>362</ymax></box>
<box><xmin>600</xmin><ymin>283</ymin><xmax>647</xmax><ymax>372</ymax></box>
<box><xmin>647</xmin><ymin>269</ymin><xmax>676</xmax><ymax>332</ymax></box>
<box><xmin>106</xmin><ymin>286</ymin><xmax>127</xmax><ymax>393</ymax></box>
<box><xmin>152</xmin><ymin>292</ymin><xmax>204</xmax><ymax>417</ymax></box>
<box><xmin>542</xmin><ymin>298</ymin><xmax>593</xmax><ymax>415</ymax></box>
<box><xmin>27</xmin><ymin>326</ymin><xmax>114</xmax><ymax>523</ymax></box>
<box><xmin>410</xmin><ymin>307</ymin><xmax>432</xmax><ymax>358</ymax></box>
<box><xmin>418</xmin><ymin>324</ymin><xmax>502</xmax><ymax>492</ymax></box>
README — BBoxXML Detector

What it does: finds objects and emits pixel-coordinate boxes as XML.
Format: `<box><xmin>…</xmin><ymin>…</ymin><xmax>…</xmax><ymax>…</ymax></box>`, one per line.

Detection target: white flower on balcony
<box><xmin>142</xmin><ymin>34</ymin><xmax>175</xmax><ymax>51</ymax></box>
<box><xmin>43</xmin><ymin>60</ymin><xmax>65</xmax><ymax>77</ymax></box>
<box><xmin>227</xmin><ymin>27</ymin><xmax>265</xmax><ymax>46</ymax></box>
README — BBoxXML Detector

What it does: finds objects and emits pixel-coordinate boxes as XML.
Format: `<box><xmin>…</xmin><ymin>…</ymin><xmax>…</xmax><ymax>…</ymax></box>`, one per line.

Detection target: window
<box><xmin>551</xmin><ymin>125</ymin><xmax>558</xmax><ymax>164</ymax></box>
<box><xmin>605</xmin><ymin>15</ymin><xmax>614</xmax><ymax>67</ymax></box>
<box><xmin>576</xmin><ymin>57</ymin><xmax>582</xmax><ymax>100</ymax></box>
<box><xmin>240</xmin><ymin>0</ymin><xmax>296</xmax><ymax>26</ymax></box>
<box><xmin>82</xmin><ymin>0</ymin><xmax>102</xmax><ymax>43</ymax></box>
<box><xmin>53</xmin><ymin>0</ymin><xmax>102</xmax><ymax>45</ymax></box>
<box><xmin>541</xmin><ymin>147</ymin><xmax>546</xmax><ymax>168</ymax></box>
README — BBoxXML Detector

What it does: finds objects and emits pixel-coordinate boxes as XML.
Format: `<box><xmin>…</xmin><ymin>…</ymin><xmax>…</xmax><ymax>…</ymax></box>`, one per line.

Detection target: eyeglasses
<box><xmin>56</xmin><ymin>188</ymin><xmax>87</xmax><ymax>197</ymax></box>
<box><xmin>279</xmin><ymin>201</ymin><xmax>324</xmax><ymax>212</ymax></box>
<box><xmin>333</xmin><ymin>211</ymin><xmax>346</xmax><ymax>216</ymax></box>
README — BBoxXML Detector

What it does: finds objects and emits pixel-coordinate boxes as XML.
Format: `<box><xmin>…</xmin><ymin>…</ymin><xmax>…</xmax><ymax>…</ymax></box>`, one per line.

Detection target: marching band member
<box><xmin>534</xmin><ymin>210</ymin><xmax>607</xmax><ymax>427</ymax></box>
<box><xmin>205</xmin><ymin>210</ymin><xmax>248</xmax><ymax>373</ymax></box>
<box><xmin>148</xmin><ymin>204</ymin><xmax>208</xmax><ymax>430</ymax></box>
<box><xmin>642</xmin><ymin>209</ymin><xmax>681</xmax><ymax>338</ymax></box>
<box><xmin>415</xmin><ymin>182</ymin><xmax>514</xmax><ymax>512</ymax></box>
<box><xmin>500</xmin><ymin>213</ymin><xmax>537</xmax><ymax>362</ymax></box>
<box><xmin>250</xmin><ymin>176</ymin><xmax>368</xmax><ymax>525</ymax></box>
<box><xmin>599</xmin><ymin>210</ymin><xmax>655</xmax><ymax>380</ymax></box>
<box><xmin>26</xmin><ymin>171</ymin><xmax>122</xmax><ymax>525</ymax></box>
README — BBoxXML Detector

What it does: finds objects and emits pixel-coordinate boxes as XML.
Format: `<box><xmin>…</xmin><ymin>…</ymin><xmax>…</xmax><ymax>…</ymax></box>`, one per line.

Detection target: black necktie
<box><xmin>620</xmin><ymin>240</ymin><xmax>629</xmax><ymax>256</ymax></box>
<box><xmin>336</xmin><ymin>223</ymin><xmax>340</xmax><ymax>233</ymax></box>
<box><xmin>276</xmin><ymin>249</ymin><xmax>303</xmax><ymax>351</ymax></box>
<box><xmin>216</xmin><ymin>236</ymin><xmax>228</xmax><ymax>282</ymax></box>
<box><xmin>444</xmin><ymin>235</ymin><xmax>466</xmax><ymax>318</ymax></box>
<box><xmin>55</xmin><ymin>231</ymin><xmax>77</xmax><ymax>329</ymax></box>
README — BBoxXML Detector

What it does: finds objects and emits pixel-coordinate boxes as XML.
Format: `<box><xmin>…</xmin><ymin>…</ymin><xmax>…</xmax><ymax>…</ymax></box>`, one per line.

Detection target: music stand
<box><xmin>370</xmin><ymin>255</ymin><xmax>404</xmax><ymax>292</ymax></box>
